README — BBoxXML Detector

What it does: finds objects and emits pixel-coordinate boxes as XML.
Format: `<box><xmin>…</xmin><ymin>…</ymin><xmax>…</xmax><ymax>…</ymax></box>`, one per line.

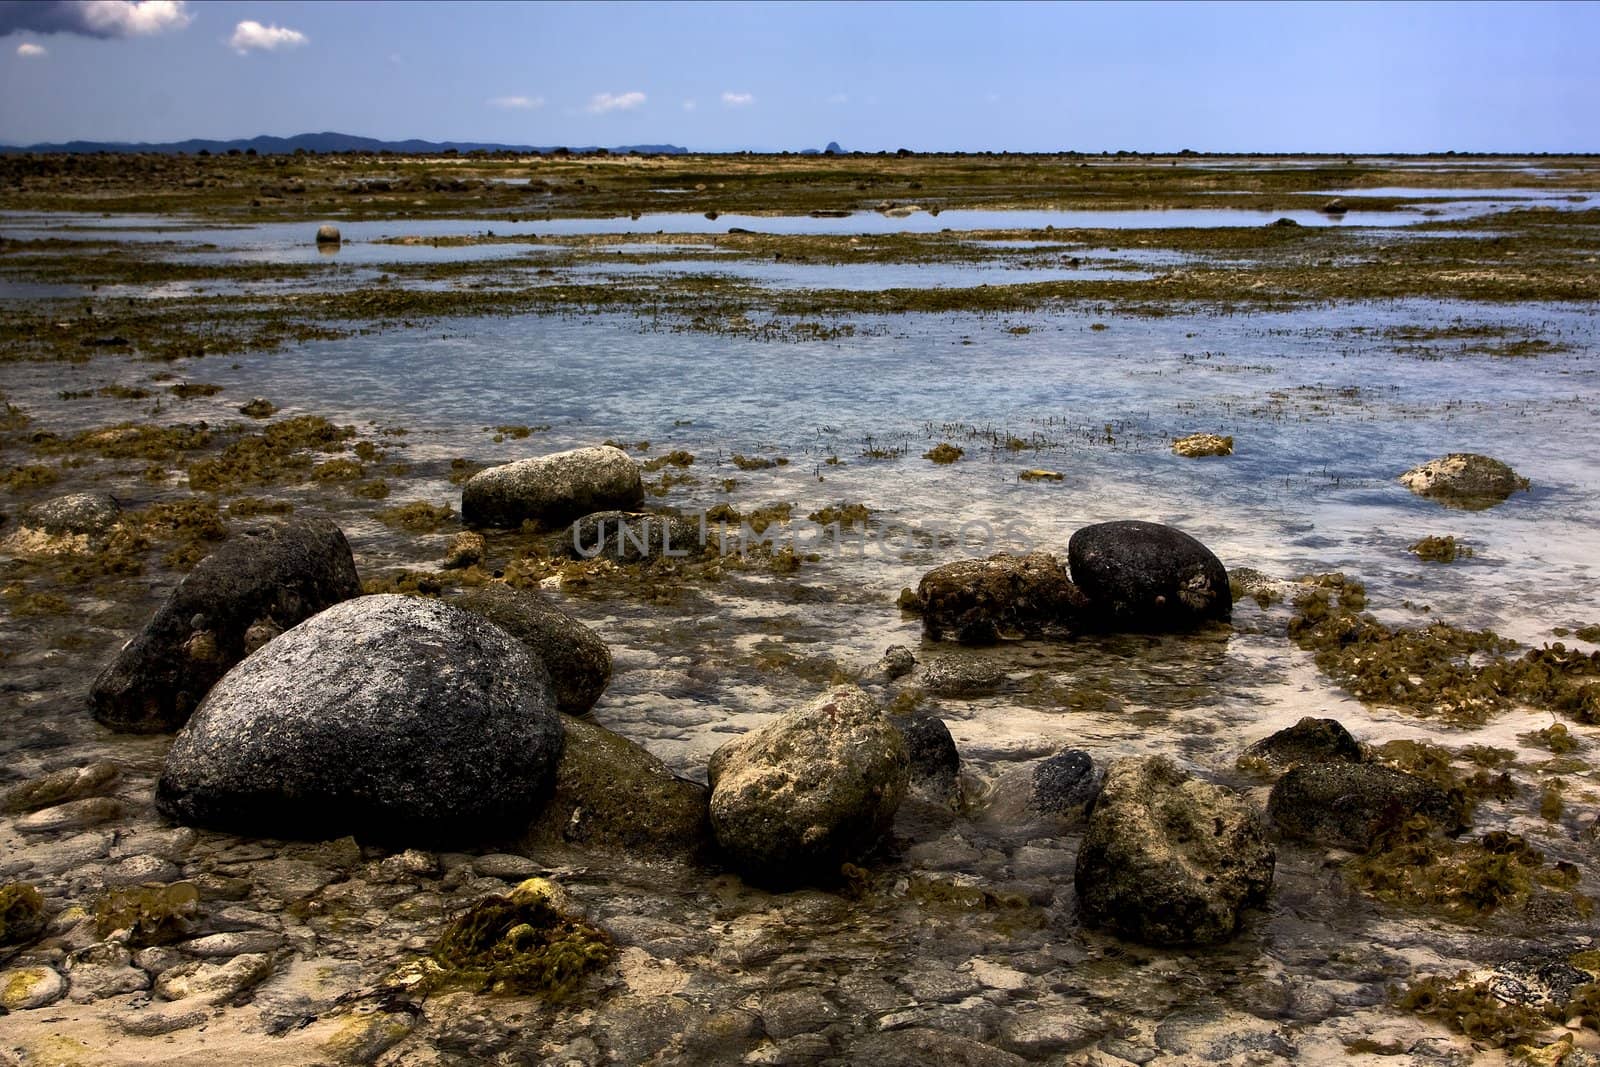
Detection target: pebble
<box><xmin>102</xmin><ymin>854</ymin><xmax>182</xmax><ymax>886</ymax></box>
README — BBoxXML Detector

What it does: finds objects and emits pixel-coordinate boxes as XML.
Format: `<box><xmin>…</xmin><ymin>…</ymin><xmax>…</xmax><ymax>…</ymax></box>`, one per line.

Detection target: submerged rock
<box><xmin>708</xmin><ymin>686</ymin><xmax>909</xmax><ymax>887</ymax></box>
<box><xmin>1268</xmin><ymin>762</ymin><xmax>1462</xmax><ymax>850</ymax></box>
<box><xmin>453</xmin><ymin>585</ymin><xmax>612</xmax><ymax>715</ymax></box>
<box><xmin>1067</xmin><ymin>520</ymin><xmax>1231</xmax><ymax>630</ymax></box>
<box><xmin>916</xmin><ymin>552</ymin><xmax>1088</xmax><ymax>644</ymax></box>
<box><xmin>1074</xmin><ymin>756</ymin><xmax>1274</xmax><ymax>945</ymax></box>
<box><xmin>90</xmin><ymin>518</ymin><xmax>362</xmax><ymax>733</ymax></box>
<box><xmin>1030</xmin><ymin>749</ymin><xmax>1101</xmax><ymax>816</ymax></box>
<box><xmin>19</xmin><ymin>492</ymin><xmax>121</xmax><ymax>537</ymax></box>
<box><xmin>562</xmin><ymin>510</ymin><xmax>707</xmax><ymax>563</ymax></box>
<box><xmin>461</xmin><ymin>445</ymin><xmax>644</xmax><ymax>529</ymax></box>
<box><xmin>156</xmin><ymin>595</ymin><xmax>563</xmax><ymax>843</ymax></box>
<box><xmin>1237</xmin><ymin>717</ymin><xmax>1363</xmax><ymax>774</ymax></box>
<box><xmin>1400</xmin><ymin>453</ymin><xmax>1529</xmax><ymax>510</ymax></box>
<box><xmin>520</xmin><ymin>716</ymin><xmax>709</xmax><ymax>859</ymax></box>
<box><xmin>314</xmin><ymin>224</ymin><xmax>341</xmax><ymax>245</ymax></box>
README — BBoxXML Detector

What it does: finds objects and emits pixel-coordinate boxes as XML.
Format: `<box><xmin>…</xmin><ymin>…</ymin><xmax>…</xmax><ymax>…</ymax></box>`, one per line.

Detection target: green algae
<box><xmin>187</xmin><ymin>416</ymin><xmax>355</xmax><ymax>493</ymax></box>
<box><xmin>376</xmin><ymin>501</ymin><xmax>456</xmax><ymax>532</ymax></box>
<box><xmin>93</xmin><ymin>882</ymin><xmax>200</xmax><ymax>946</ymax></box>
<box><xmin>730</xmin><ymin>453</ymin><xmax>786</xmax><ymax>470</ymax></box>
<box><xmin>424</xmin><ymin>878</ymin><xmax>613</xmax><ymax>999</ymax></box>
<box><xmin>1396</xmin><ymin>971</ymin><xmax>1552</xmax><ymax>1048</ymax></box>
<box><xmin>1369</xmin><ymin>739</ymin><xmax>1513</xmax><ymax>820</ymax></box>
<box><xmin>808</xmin><ymin>502</ymin><xmax>871</xmax><ymax>528</ymax></box>
<box><xmin>1</xmin><ymin>464</ymin><xmax>59</xmax><ymax>494</ymax></box>
<box><xmin>0</xmin><ymin>882</ymin><xmax>46</xmax><ymax>945</ymax></box>
<box><xmin>923</xmin><ymin>442</ymin><xmax>964</xmax><ymax>464</ymax></box>
<box><xmin>310</xmin><ymin>457</ymin><xmax>365</xmax><ymax>482</ymax></box>
<box><xmin>229</xmin><ymin>496</ymin><xmax>293</xmax><ymax>517</ymax></box>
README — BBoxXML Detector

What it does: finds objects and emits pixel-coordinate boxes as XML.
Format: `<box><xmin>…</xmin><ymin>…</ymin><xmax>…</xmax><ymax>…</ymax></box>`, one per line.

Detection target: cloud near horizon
<box><xmin>587</xmin><ymin>90</ymin><xmax>646</xmax><ymax>114</ymax></box>
<box><xmin>489</xmin><ymin>95</ymin><xmax>543</xmax><ymax>110</ymax></box>
<box><xmin>16</xmin><ymin>40</ymin><xmax>45</xmax><ymax>55</ymax></box>
<box><xmin>0</xmin><ymin>0</ymin><xmax>190</xmax><ymax>38</ymax></box>
<box><xmin>721</xmin><ymin>91</ymin><xmax>754</xmax><ymax>107</ymax></box>
<box><xmin>229</xmin><ymin>19</ymin><xmax>306</xmax><ymax>54</ymax></box>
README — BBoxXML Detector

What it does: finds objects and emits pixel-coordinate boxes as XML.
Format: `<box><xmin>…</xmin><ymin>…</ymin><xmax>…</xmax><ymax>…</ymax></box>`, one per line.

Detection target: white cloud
<box><xmin>0</xmin><ymin>1</ymin><xmax>191</xmax><ymax>38</ymax></box>
<box><xmin>16</xmin><ymin>41</ymin><xmax>47</xmax><ymax>56</ymax></box>
<box><xmin>587</xmin><ymin>90</ymin><xmax>646</xmax><ymax>114</ymax></box>
<box><xmin>721</xmin><ymin>91</ymin><xmax>754</xmax><ymax>107</ymax></box>
<box><xmin>682</xmin><ymin>99</ymin><xmax>697</xmax><ymax>112</ymax></box>
<box><xmin>489</xmin><ymin>95</ymin><xmax>543</xmax><ymax>110</ymax></box>
<box><xmin>229</xmin><ymin>19</ymin><xmax>307</xmax><ymax>54</ymax></box>
<box><xmin>826</xmin><ymin>93</ymin><xmax>849</xmax><ymax>105</ymax></box>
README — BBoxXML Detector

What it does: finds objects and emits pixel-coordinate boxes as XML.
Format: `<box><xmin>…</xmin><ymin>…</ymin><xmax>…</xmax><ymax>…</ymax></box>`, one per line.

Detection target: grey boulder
<box><xmin>1074</xmin><ymin>756</ymin><xmax>1274</xmax><ymax>945</ymax></box>
<box><xmin>1267</xmin><ymin>762</ymin><xmax>1462</xmax><ymax>850</ymax></box>
<box><xmin>91</xmin><ymin>518</ymin><xmax>361</xmax><ymax>732</ymax></box>
<box><xmin>452</xmin><ymin>585</ymin><xmax>612</xmax><ymax>715</ymax></box>
<box><xmin>20</xmin><ymin>492</ymin><xmax>122</xmax><ymax>538</ymax></box>
<box><xmin>1067</xmin><ymin>520</ymin><xmax>1231</xmax><ymax>630</ymax></box>
<box><xmin>461</xmin><ymin>445</ymin><xmax>644</xmax><ymax>529</ymax></box>
<box><xmin>708</xmin><ymin>686</ymin><xmax>909</xmax><ymax>887</ymax></box>
<box><xmin>156</xmin><ymin>595</ymin><xmax>563</xmax><ymax>843</ymax></box>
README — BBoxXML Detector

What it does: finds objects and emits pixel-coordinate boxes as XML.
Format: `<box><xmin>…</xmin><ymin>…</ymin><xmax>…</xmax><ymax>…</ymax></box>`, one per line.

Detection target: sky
<box><xmin>0</xmin><ymin>0</ymin><xmax>1596</xmax><ymax>152</ymax></box>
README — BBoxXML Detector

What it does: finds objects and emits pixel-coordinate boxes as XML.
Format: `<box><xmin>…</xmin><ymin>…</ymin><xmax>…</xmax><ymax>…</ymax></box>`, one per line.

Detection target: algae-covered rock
<box><xmin>91</xmin><ymin>517</ymin><xmax>362</xmax><ymax>732</ymax></box>
<box><xmin>1268</xmin><ymin>761</ymin><xmax>1463</xmax><ymax>850</ymax></box>
<box><xmin>708</xmin><ymin>686</ymin><xmax>909</xmax><ymax>887</ymax></box>
<box><xmin>1171</xmin><ymin>433</ymin><xmax>1233</xmax><ymax>458</ymax></box>
<box><xmin>1236</xmin><ymin>717</ymin><xmax>1363</xmax><ymax>774</ymax></box>
<box><xmin>920</xmin><ymin>655</ymin><xmax>1008</xmax><ymax>697</ymax></box>
<box><xmin>1067</xmin><ymin>520</ymin><xmax>1231</xmax><ymax>630</ymax></box>
<box><xmin>520</xmin><ymin>716</ymin><xmax>709</xmax><ymax>859</ymax></box>
<box><xmin>562</xmin><ymin>510</ymin><xmax>707</xmax><ymax>563</ymax></box>
<box><xmin>0</xmin><ymin>882</ymin><xmax>47</xmax><ymax>945</ymax></box>
<box><xmin>916</xmin><ymin>551</ymin><xmax>1089</xmax><ymax>644</ymax></box>
<box><xmin>157</xmin><ymin>595</ymin><xmax>563</xmax><ymax>843</ymax></box>
<box><xmin>1400</xmin><ymin>453</ymin><xmax>1529</xmax><ymax>510</ymax></box>
<box><xmin>93</xmin><ymin>883</ymin><xmax>200</xmax><ymax>945</ymax></box>
<box><xmin>416</xmin><ymin>877</ymin><xmax>613</xmax><ymax>999</ymax></box>
<box><xmin>0</xmin><ymin>965</ymin><xmax>66</xmax><ymax>1010</ymax></box>
<box><xmin>461</xmin><ymin>445</ymin><xmax>644</xmax><ymax>529</ymax></box>
<box><xmin>453</xmin><ymin>585</ymin><xmax>612</xmax><ymax>715</ymax></box>
<box><xmin>1074</xmin><ymin>756</ymin><xmax>1274</xmax><ymax>945</ymax></box>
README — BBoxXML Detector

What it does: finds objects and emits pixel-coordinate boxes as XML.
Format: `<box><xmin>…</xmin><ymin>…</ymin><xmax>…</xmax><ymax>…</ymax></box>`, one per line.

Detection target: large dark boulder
<box><xmin>1067</xmin><ymin>520</ymin><xmax>1230</xmax><ymax>630</ymax></box>
<box><xmin>708</xmin><ymin>686</ymin><xmax>908</xmax><ymax>887</ymax></box>
<box><xmin>91</xmin><ymin>518</ymin><xmax>362</xmax><ymax>733</ymax></box>
<box><xmin>915</xmin><ymin>552</ymin><xmax>1089</xmax><ymax>644</ymax></box>
<box><xmin>520</xmin><ymin>716</ymin><xmax>709</xmax><ymax>859</ymax></box>
<box><xmin>461</xmin><ymin>446</ymin><xmax>644</xmax><ymax>529</ymax></box>
<box><xmin>452</xmin><ymin>585</ymin><xmax>612</xmax><ymax>715</ymax></box>
<box><xmin>561</xmin><ymin>510</ymin><xmax>708</xmax><ymax>563</ymax></box>
<box><xmin>1399</xmin><ymin>453</ymin><xmax>1529</xmax><ymax>510</ymax></box>
<box><xmin>156</xmin><ymin>595</ymin><xmax>563</xmax><ymax>843</ymax></box>
<box><xmin>1074</xmin><ymin>756</ymin><xmax>1274</xmax><ymax>945</ymax></box>
<box><xmin>1236</xmin><ymin>717</ymin><xmax>1363</xmax><ymax>774</ymax></box>
<box><xmin>1267</xmin><ymin>762</ymin><xmax>1462</xmax><ymax>850</ymax></box>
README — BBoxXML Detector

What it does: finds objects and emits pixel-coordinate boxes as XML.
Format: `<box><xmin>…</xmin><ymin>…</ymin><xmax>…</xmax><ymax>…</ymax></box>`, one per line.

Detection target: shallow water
<box><xmin>3</xmin><ymin>258</ymin><xmax>1599</xmax><ymax>1060</ymax></box>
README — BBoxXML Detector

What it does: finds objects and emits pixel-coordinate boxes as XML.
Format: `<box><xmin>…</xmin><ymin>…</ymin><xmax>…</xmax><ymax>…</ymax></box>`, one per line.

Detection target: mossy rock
<box><xmin>1399</xmin><ymin>453</ymin><xmax>1529</xmax><ymax>510</ymax></box>
<box><xmin>93</xmin><ymin>883</ymin><xmax>200</xmax><ymax>945</ymax></box>
<box><xmin>0</xmin><ymin>883</ymin><xmax>46</xmax><ymax>946</ymax></box>
<box><xmin>423</xmin><ymin>878</ymin><xmax>613</xmax><ymax>999</ymax></box>
<box><xmin>520</xmin><ymin>716</ymin><xmax>709</xmax><ymax>860</ymax></box>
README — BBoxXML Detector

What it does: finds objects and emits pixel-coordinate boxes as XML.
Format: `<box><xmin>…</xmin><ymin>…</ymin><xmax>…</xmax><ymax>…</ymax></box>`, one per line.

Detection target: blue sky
<box><xmin>1</xmin><ymin>0</ymin><xmax>1596</xmax><ymax>151</ymax></box>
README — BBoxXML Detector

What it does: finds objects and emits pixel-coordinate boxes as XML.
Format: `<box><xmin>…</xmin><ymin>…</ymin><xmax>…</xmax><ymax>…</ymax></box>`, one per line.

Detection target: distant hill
<box><xmin>0</xmin><ymin>131</ymin><xmax>688</xmax><ymax>156</ymax></box>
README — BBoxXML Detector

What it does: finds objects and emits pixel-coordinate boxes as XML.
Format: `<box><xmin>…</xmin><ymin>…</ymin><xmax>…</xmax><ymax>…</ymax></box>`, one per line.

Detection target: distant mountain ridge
<box><xmin>0</xmin><ymin>131</ymin><xmax>689</xmax><ymax>156</ymax></box>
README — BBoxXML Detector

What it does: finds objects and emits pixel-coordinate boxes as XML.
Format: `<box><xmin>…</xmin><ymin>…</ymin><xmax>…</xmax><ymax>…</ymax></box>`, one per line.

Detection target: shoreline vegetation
<box><xmin>3</xmin><ymin>152</ymin><xmax>1600</xmax><ymax>1064</ymax></box>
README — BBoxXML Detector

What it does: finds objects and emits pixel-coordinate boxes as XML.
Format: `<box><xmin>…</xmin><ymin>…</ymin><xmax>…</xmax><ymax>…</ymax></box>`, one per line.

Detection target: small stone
<box><xmin>179</xmin><ymin>930</ymin><xmax>285</xmax><ymax>957</ymax></box>
<box><xmin>314</xmin><ymin>224</ymin><xmax>342</xmax><ymax>245</ymax></box>
<box><xmin>102</xmin><ymin>854</ymin><xmax>182</xmax><ymax>886</ymax></box>
<box><xmin>15</xmin><ymin>796</ymin><xmax>122</xmax><ymax>834</ymax></box>
<box><xmin>1400</xmin><ymin>453</ymin><xmax>1529</xmax><ymax>510</ymax></box>
<box><xmin>155</xmin><ymin>952</ymin><xmax>273</xmax><ymax>1003</ymax></box>
<box><xmin>1171</xmin><ymin>433</ymin><xmax>1233</xmax><ymax>458</ymax></box>
<box><xmin>65</xmin><ymin>942</ymin><xmax>150</xmax><ymax>1002</ymax></box>
<box><xmin>1237</xmin><ymin>717</ymin><xmax>1362</xmax><ymax>774</ymax></box>
<box><xmin>1030</xmin><ymin>750</ymin><xmax>1100</xmax><ymax>816</ymax></box>
<box><xmin>120</xmin><ymin>1003</ymin><xmax>211</xmax><ymax>1036</ymax></box>
<box><xmin>921</xmin><ymin>656</ymin><xmax>1008</xmax><ymax>697</ymax></box>
<box><xmin>472</xmin><ymin>853</ymin><xmax>543</xmax><ymax>880</ymax></box>
<box><xmin>895</xmin><ymin>713</ymin><xmax>961</xmax><ymax>784</ymax></box>
<box><xmin>442</xmin><ymin>531</ymin><xmax>486</xmax><ymax>569</ymax></box>
<box><xmin>379</xmin><ymin>849</ymin><xmax>439</xmax><ymax>879</ymax></box>
<box><xmin>0</xmin><ymin>965</ymin><xmax>67</xmax><ymax>1009</ymax></box>
<box><xmin>2</xmin><ymin>761</ymin><xmax>120</xmax><ymax>815</ymax></box>
<box><xmin>876</xmin><ymin>645</ymin><xmax>916</xmax><ymax>680</ymax></box>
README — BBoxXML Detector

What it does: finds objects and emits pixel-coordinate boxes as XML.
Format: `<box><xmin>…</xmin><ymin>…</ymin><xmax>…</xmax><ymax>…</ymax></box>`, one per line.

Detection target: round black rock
<box><xmin>1067</xmin><ymin>520</ymin><xmax>1231</xmax><ymax>630</ymax></box>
